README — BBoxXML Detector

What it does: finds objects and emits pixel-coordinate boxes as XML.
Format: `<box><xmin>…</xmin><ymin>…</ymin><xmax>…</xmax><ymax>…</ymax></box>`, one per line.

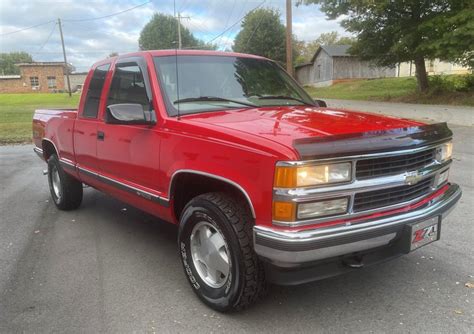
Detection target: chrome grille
<box><xmin>356</xmin><ymin>149</ymin><xmax>436</xmax><ymax>179</ymax></box>
<box><xmin>353</xmin><ymin>177</ymin><xmax>433</xmax><ymax>212</ymax></box>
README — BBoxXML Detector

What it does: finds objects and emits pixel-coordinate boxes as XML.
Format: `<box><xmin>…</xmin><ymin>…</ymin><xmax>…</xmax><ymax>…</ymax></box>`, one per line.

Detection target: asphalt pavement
<box><xmin>1</xmin><ymin>124</ymin><xmax>473</xmax><ymax>333</ymax></box>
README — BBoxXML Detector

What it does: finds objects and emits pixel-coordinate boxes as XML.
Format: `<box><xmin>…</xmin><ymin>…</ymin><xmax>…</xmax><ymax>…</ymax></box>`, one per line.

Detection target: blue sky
<box><xmin>0</xmin><ymin>0</ymin><xmax>347</xmax><ymax>72</ymax></box>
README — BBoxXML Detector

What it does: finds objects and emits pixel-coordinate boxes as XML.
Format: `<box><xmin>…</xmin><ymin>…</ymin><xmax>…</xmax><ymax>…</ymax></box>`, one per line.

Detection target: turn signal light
<box><xmin>272</xmin><ymin>201</ymin><xmax>296</xmax><ymax>221</ymax></box>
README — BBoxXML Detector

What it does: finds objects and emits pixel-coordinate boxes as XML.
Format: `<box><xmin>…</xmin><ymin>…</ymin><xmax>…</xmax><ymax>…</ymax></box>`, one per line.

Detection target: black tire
<box><xmin>47</xmin><ymin>154</ymin><xmax>83</xmax><ymax>210</ymax></box>
<box><xmin>178</xmin><ymin>192</ymin><xmax>266</xmax><ymax>312</ymax></box>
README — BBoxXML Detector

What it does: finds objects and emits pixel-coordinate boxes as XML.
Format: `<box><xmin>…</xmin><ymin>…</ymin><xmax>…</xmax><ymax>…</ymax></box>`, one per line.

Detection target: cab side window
<box><xmin>83</xmin><ymin>64</ymin><xmax>110</xmax><ymax>118</ymax></box>
<box><xmin>107</xmin><ymin>62</ymin><xmax>149</xmax><ymax>109</ymax></box>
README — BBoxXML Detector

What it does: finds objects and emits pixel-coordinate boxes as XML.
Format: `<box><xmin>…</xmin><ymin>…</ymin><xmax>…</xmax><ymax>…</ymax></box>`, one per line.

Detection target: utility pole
<box><xmin>285</xmin><ymin>0</ymin><xmax>293</xmax><ymax>77</ymax></box>
<box><xmin>177</xmin><ymin>12</ymin><xmax>182</xmax><ymax>49</ymax></box>
<box><xmin>176</xmin><ymin>13</ymin><xmax>190</xmax><ymax>49</ymax></box>
<box><xmin>58</xmin><ymin>18</ymin><xmax>72</xmax><ymax>97</ymax></box>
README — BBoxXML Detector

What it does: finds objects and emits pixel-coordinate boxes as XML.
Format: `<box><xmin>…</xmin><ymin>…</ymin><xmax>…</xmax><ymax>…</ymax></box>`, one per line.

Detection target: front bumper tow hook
<box><xmin>343</xmin><ymin>256</ymin><xmax>364</xmax><ymax>268</ymax></box>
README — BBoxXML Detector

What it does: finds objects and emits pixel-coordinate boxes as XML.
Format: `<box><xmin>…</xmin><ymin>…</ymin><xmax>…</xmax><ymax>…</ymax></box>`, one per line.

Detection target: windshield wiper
<box><xmin>174</xmin><ymin>96</ymin><xmax>257</xmax><ymax>108</ymax></box>
<box><xmin>257</xmin><ymin>95</ymin><xmax>313</xmax><ymax>105</ymax></box>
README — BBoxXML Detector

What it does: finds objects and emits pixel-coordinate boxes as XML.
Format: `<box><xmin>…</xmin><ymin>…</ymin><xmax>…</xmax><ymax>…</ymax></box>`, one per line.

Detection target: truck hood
<box><xmin>182</xmin><ymin>105</ymin><xmax>421</xmax><ymax>148</ymax></box>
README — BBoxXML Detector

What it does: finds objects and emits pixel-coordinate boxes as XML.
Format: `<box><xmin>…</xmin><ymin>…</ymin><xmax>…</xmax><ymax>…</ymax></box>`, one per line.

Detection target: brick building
<box><xmin>0</xmin><ymin>62</ymin><xmax>74</xmax><ymax>93</ymax></box>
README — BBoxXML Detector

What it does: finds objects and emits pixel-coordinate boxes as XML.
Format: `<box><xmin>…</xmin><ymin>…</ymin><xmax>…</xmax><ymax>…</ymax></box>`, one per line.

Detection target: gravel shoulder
<box><xmin>325</xmin><ymin>99</ymin><xmax>474</xmax><ymax>126</ymax></box>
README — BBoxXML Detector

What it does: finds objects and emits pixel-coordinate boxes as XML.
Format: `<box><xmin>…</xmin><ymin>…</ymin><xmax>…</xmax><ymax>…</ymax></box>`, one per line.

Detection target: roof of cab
<box><xmin>120</xmin><ymin>49</ymin><xmax>267</xmax><ymax>60</ymax></box>
<box><xmin>92</xmin><ymin>50</ymin><xmax>268</xmax><ymax>70</ymax></box>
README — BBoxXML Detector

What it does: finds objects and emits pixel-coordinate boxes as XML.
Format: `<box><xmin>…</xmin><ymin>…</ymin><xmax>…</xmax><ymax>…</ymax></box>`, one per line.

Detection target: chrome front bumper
<box><xmin>254</xmin><ymin>184</ymin><xmax>461</xmax><ymax>267</ymax></box>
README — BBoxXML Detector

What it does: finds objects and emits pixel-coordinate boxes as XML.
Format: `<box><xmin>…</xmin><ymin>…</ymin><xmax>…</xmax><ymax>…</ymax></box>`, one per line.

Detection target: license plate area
<box><xmin>408</xmin><ymin>216</ymin><xmax>440</xmax><ymax>251</ymax></box>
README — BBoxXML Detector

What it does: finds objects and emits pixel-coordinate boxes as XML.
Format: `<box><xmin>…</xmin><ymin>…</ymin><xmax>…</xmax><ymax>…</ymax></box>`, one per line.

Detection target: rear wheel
<box><xmin>178</xmin><ymin>192</ymin><xmax>266</xmax><ymax>312</ymax></box>
<box><xmin>47</xmin><ymin>154</ymin><xmax>83</xmax><ymax>210</ymax></box>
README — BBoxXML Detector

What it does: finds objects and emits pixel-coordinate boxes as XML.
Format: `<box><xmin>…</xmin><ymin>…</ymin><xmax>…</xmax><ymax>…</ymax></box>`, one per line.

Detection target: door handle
<box><xmin>97</xmin><ymin>131</ymin><xmax>105</xmax><ymax>141</ymax></box>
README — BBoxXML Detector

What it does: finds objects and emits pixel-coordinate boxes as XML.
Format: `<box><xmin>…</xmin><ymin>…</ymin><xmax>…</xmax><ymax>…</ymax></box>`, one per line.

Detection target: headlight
<box><xmin>274</xmin><ymin>162</ymin><xmax>352</xmax><ymax>188</ymax></box>
<box><xmin>272</xmin><ymin>197</ymin><xmax>349</xmax><ymax>222</ymax></box>
<box><xmin>297</xmin><ymin>198</ymin><xmax>349</xmax><ymax>219</ymax></box>
<box><xmin>436</xmin><ymin>142</ymin><xmax>453</xmax><ymax>162</ymax></box>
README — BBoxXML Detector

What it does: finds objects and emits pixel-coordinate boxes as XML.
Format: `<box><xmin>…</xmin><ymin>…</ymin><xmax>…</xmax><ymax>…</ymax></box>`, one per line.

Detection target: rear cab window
<box><xmin>82</xmin><ymin>64</ymin><xmax>110</xmax><ymax>118</ymax></box>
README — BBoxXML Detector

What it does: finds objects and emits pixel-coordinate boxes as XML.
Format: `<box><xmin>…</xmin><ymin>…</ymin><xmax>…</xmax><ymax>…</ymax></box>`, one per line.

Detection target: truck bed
<box><xmin>33</xmin><ymin>108</ymin><xmax>78</xmax><ymax>162</ymax></box>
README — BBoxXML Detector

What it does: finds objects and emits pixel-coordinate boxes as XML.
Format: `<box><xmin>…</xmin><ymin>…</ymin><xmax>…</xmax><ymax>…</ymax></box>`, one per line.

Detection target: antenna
<box><xmin>174</xmin><ymin>0</ymin><xmax>181</xmax><ymax>120</ymax></box>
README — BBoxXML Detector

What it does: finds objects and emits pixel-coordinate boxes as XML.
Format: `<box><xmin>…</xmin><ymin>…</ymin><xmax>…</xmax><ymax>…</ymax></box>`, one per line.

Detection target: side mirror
<box><xmin>105</xmin><ymin>103</ymin><xmax>156</xmax><ymax>125</ymax></box>
<box><xmin>314</xmin><ymin>99</ymin><xmax>327</xmax><ymax>108</ymax></box>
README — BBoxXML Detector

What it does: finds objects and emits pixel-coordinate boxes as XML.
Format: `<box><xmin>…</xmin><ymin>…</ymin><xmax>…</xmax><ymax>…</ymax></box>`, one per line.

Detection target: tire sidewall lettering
<box><xmin>179</xmin><ymin>206</ymin><xmax>237</xmax><ymax>303</ymax></box>
<box><xmin>180</xmin><ymin>241</ymin><xmax>200</xmax><ymax>290</ymax></box>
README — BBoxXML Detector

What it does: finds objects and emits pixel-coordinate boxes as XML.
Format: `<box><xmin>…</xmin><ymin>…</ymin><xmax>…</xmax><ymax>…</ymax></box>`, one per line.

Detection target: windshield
<box><xmin>153</xmin><ymin>55</ymin><xmax>315</xmax><ymax>116</ymax></box>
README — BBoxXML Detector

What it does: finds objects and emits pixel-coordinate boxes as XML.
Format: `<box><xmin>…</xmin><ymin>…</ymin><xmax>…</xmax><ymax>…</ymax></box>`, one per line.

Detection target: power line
<box><xmin>62</xmin><ymin>1</ymin><xmax>152</xmax><ymax>22</ymax></box>
<box><xmin>216</xmin><ymin>0</ymin><xmax>237</xmax><ymax>47</ymax></box>
<box><xmin>0</xmin><ymin>20</ymin><xmax>55</xmax><ymax>37</ymax></box>
<box><xmin>0</xmin><ymin>1</ymin><xmax>151</xmax><ymax>36</ymax></box>
<box><xmin>244</xmin><ymin>2</ymin><xmax>267</xmax><ymax>49</ymax></box>
<box><xmin>207</xmin><ymin>0</ymin><xmax>266</xmax><ymax>44</ymax></box>
<box><xmin>34</xmin><ymin>22</ymin><xmax>57</xmax><ymax>54</ymax></box>
<box><xmin>178</xmin><ymin>0</ymin><xmax>190</xmax><ymax>13</ymax></box>
<box><xmin>218</xmin><ymin>0</ymin><xmax>249</xmax><ymax>50</ymax></box>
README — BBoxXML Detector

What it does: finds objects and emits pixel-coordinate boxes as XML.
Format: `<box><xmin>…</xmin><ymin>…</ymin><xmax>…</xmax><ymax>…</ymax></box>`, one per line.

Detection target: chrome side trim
<box><xmin>170</xmin><ymin>169</ymin><xmax>256</xmax><ymax>219</ymax></box>
<box><xmin>33</xmin><ymin>147</ymin><xmax>44</xmax><ymax>160</ymax></box>
<box><xmin>77</xmin><ymin>165</ymin><xmax>169</xmax><ymax>207</ymax></box>
<box><xmin>59</xmin><ymin>158</ymin><xmax>76</xmax><ymax>171</ymax></box>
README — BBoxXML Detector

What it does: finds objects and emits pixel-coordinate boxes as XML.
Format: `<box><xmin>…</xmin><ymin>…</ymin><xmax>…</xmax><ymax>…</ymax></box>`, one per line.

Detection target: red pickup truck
<box><xmin>33</xmin><ymin>50</ymin><xmax>461</xmax><ymax>311</ymax></box>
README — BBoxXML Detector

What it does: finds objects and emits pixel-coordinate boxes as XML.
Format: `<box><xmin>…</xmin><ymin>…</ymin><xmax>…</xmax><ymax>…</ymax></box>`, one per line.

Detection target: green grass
<box><xmin>304</xmin><ymin>75</ymin><xmax>474</xmax><ymax>106</ymax></box>
<box><xmin>0</xmin><ymin>93</ymin><xmax>80</xmax><ymax>144</ymax></box>
<box><xmin>0</xmin><ymin>76</ymin><xmax>472</xmax><ymax>144</ymax></box>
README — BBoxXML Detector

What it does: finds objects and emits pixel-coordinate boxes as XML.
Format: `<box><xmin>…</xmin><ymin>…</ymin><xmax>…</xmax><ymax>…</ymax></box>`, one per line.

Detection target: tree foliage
<box><xmin>139</xmin><ymin>13</ymin><xmax>214</xmax><ymax>50</ymax></box>
<box><xmin>0</xmin><ymin>52</ymin><xmax>33</xmax><ymax>75</ymax></box>
<box><xmin>295</xmin><ymin>31</ymin><xmax>355</xmax><ymax>64</ymax></box>
<box><xmin>233</xmin><ymin>8</ymin><xmax>290</xmax><ymax>64</ymax></box>
<box><xmin>299</xmin><ymin>0</ymin><xmax>474</xmax><ymax>92</ymax></box>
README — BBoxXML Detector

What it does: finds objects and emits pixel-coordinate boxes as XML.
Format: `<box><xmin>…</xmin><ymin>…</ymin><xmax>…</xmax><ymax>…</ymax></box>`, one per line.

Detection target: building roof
<box><xmin>294</xmin><ymin>62</ymin><xmax>313</xmax><ymax>69</ymax></box>
<box><xmin>310</xmin><ymin>45</ymin><xmax>353</xmax><ymax>63</ymax></box>
<box><xmin>15</xmin><ymin>61</ymin><xmax>70</xmax><ymax>67</ymax></box>
<box><xmin>14</xmin><ymin>61</ymin><xmax>75</xmax><ymax>74</ymax></box>
<box><xmin>0</xmin><ymin>75</ymin><xmax>21</xmax><ymax>80</ymax></box>
<box><xmin>321</xmin><ymin>45</ymin><xmax>352</xmax><ymax>57</ymax></box>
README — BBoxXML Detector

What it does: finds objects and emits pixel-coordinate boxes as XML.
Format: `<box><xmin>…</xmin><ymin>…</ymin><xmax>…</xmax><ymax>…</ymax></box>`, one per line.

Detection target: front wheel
<box><xmin>47</xmin><ymin>154</ymin><xmax>83</xmax><ymax>210</ymax></box>
<box><xmin>178</xmin><ymin>192</ymin><xmax>266</xmax><ymax>312</ymax></box>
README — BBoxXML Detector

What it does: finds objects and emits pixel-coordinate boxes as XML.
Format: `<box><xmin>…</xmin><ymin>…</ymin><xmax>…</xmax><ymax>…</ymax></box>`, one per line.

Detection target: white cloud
<box><xmin>0</xmin><ymin>0</ymin><xmax>348</xmax><ymax>70</ymax></box>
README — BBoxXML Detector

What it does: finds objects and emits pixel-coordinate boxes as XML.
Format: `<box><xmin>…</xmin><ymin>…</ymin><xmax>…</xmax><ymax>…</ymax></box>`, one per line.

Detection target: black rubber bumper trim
<box><xmin>263</xmin><ymin>244</ymin><xmax>404</xmax><ymax>286</ymax></box>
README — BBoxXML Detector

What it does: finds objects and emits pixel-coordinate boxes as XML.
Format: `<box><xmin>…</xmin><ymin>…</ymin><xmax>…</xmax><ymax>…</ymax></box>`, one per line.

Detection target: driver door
<box><xmin>97</xmin><ymin>57</ymin><xmax>160</xmax><ymax>192</ymax></box>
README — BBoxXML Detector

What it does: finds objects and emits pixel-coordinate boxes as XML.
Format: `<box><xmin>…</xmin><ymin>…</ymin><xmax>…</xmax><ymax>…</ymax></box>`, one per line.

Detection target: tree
<box><xmin>139</xmin><ymin>13</ymin><xmax>203</xmax><ymax>50</ymax></box>
<box><xmin>299</xmin><ymin>1</ymin><xmax>474</xmax><ymax>92</ymax></box>
<box><xmin>233</xmin><ymin>8</ymin><xmax>288</xmax><ymax>64</ymax></box>
<box><xmin>296</xmin><ymin>31</ymin><xmax>355</xmax><ymax>64</ymax></box>
<box><xmin>0</xmin><ymin>52</ymin><xmax>33</xmax><ymax>75</ymax></box>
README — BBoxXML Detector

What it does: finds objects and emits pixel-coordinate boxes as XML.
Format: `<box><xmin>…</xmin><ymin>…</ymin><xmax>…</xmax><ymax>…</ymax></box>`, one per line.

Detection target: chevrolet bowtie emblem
<box><xmin>405</xmin><ymin>171</ymin><xmax>423</xmax><ymax>185</ymax></box>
